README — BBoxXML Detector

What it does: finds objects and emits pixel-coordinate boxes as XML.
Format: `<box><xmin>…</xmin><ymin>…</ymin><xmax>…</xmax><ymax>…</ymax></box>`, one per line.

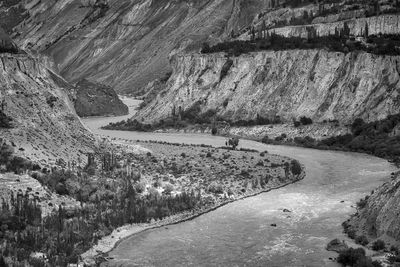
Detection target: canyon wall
<box><xmin>135</xmin><ymin>50</ymin><xmax>400</xmax><ymax>124</ymax></box>
<box><xmin>9</xmin><ymin>0</ymin><xmax>269</xmax><ymax>94</ymax></box>
<box><xmin>348</xmin><ymin>173</ymin><xmax>400</xmax><ymax>243</ymax></box>
<box><xmin>0</xmin><ymin>53</ymin><xmax>95</xmax><ymax>165</ymax></box>
<box><xmin>243</xmin><ymin>14</ymin><xmax>400</xmax><ymax>39</ymax></box>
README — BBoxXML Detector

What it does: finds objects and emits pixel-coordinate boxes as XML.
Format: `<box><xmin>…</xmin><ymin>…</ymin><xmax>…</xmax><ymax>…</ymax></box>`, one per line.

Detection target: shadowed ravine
<box><xmin>82</xmin><ymin>98</ymin><xmax>396</xmax><ymax>267</ymax></box>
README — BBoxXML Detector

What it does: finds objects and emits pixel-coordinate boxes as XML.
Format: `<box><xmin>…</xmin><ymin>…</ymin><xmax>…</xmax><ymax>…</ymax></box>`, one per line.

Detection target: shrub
<box><xmin>220</xmin><ymin>59</ymin><xmax>233</xmax><ymax>81</ymax></box>
<box><xmin>163</xmin><ymin>183</ymin><xmax>174</xmax><ymax>195</ymax></box>
<box><xmin>356</xmin><ymin>196</ymin><xmax>369</xmax><ymax>209</ymax></box>
<box><xmin>355</xmin><ymin>235</ymin><xmax>369</xmax><ymax>246</ymax></box>
<box><xmin>46</xmin><ymin>95</ymin><xmax>58</xmax><ymax>108</ymax></box>
<box><xmin>211</xmin><ymin>127</ymin><xmax>218</xmax><ymax>135</ymax></box>
<box><xmin>372</xmin><ymin>239</ymin><xmax>385</xmax><ymax>251</ymax></box>
<box><xmin>148</xmin><ymin>187</ymin><xmax>160</xmax><ymax>199</ymax></box>
<box><xmin>351</xmin><ymin>118</ymin><xmax>365</xmax><ymax>136</ymax></box>
<box><xmin>337</xmin><ymin>248</ymin><xmax>367</xmax><ymax>266</ymax></box>
<box><xmin>0</xmin><ymin>110</ymin><xmax>13</xmax><ymax>128</ymax></box>
<box><xmin>290</xmin><ymin>160</ymin><xmax>302</xmax><ymax>175</ymax></box>
<box><xmin>135</xmin><ymin>181</ymin><xmax>146</xmax><ymax>193</ymax></box>
<box><xmin>293</xmin><ymin>120</ymin><xmax>301</xmax><ymax>127</ymax></box>
<box><xmin>208</xmin><ymin>181</ymin><xmax>224</xmax><ymax>194</ymax></box>
<box><xmin>299</xmin><ymin>116</ymin><xmax>313</xmax><ymax>125</ymax></box>
<box><xmin>261</xmin><ymin>135</ymin><xmax>273</xmax><ymax>144</ymax></box>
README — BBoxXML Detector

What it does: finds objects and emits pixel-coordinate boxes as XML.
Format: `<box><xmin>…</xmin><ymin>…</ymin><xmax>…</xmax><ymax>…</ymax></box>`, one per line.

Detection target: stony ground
<box><xmin>111</xmin><ymin>138</ymin><xmax>299</xmax><ymax>202</ymax></box>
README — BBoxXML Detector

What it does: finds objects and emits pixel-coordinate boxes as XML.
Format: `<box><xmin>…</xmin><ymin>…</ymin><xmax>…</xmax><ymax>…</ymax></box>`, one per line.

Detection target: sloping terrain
<box><xmin>134</xmin><ymin>50</ymin><xmax>400</xmax><ymax>124</ymax></box>
<box><xmin>0</xmin><ymin>52</ymin><xmax>95</xmax><ymax>165</ymax></box>
<box><xmin>347</xmin><ymin>172</ymin><xmax>400</xmax><ymax>245</ymax></box>
<box><xmin>75</xmin><ymin>79</ymin><xmax>128</xmax><ymax>117</ymax></box>
<box><xmin>7</xmin><ymin>0</ymin><xmax>270</xmax><ymax>94</ymax></box>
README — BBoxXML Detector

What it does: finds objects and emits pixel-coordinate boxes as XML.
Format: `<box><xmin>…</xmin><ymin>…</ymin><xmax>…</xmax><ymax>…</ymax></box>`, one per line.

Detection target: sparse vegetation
<box><xmin>201</xmin><ymin>32</ymin><xmax>400</xmax><ymax>57</ymax></box>
<box><xmin>337</xmin><ymin>247</ymin><xmax>382</xmax><ymax>267</ymax></box>
<box><xmin>372</xmin><ymin>239</ymin><xmax>385</xmax><ymax>251</ymax></box>
<box><xmin>355</xmin><ymin>235</ymin><xmax>369</xmax><ymax>246</ymax></box>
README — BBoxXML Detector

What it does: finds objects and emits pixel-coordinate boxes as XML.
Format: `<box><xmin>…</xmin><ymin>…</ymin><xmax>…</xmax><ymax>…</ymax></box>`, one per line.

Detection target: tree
<box><xmin>364</xmin><ymin>22</ymin><xmax>369</xmax><ymax>38</ymax></box>
<box><xmin>0</xmin><ymin>141</ymin><xmax>14</xmax><ymax>165</ymax></box>
<box><xmin>228</xmin><ymin>137</ymin><xmax>239</xmax><ymax>150</ymax></box>
<box><xmin>261</xmin><ymin>20</ymin><xmax>267</xmax><ymax>39</ymax></box>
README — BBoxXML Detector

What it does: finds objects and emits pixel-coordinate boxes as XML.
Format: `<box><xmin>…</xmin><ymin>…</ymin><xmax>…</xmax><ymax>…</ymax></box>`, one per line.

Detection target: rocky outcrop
<box><xmin>256</xmin><ymin>14</ymin><xmax>400</xmax><ymax>39</ymax></box>
<box><xmin>0</xmin><ymin>53</ymin><xmax>95</xmax><ymax>165</ymax></box>
<box><xmin>74</xmin><ymin>79</ymin><xmax>128</xmax><ymax>117</ymax></box>
<box><xmin>348</xmin><ymin>173</ymin><xmax>400</xmax><ymax>243</ymax></box>
<box><xmin>9</xmin><ymin>0</ymin><xmax>270</xmax><ymax>94</ymax></box>
<box><xmin>135</xmin><ymin>50</ymin><xmax>400</xmax><ymax>125</ymax></box>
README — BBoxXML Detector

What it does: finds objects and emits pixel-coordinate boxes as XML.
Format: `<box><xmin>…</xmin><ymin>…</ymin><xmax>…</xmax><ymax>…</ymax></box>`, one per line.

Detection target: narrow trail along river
<box><xmin>82</xmin><ymin>98</ymin><xmax>397</xmax><ymax>267</ymax></box>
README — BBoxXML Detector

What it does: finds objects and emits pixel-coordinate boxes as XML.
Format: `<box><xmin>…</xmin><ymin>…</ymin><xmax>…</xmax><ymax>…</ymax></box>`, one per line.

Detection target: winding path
<box><xmin>82</xmin><ymin>98</ymin><xmax>396</xmax><ymax>267</ymax></box>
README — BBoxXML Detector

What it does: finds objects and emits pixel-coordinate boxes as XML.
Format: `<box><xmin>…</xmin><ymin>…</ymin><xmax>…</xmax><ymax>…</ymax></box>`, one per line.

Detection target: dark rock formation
<box><xmin>74</xmin><ymin>79</ymin><xmax>128</xmax><ymax>117</ymax></box>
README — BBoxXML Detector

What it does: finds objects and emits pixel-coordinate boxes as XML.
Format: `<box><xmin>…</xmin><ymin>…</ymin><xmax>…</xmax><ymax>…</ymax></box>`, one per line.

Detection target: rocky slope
<box><xmin>135</xmin><ymin>50</ymin><xmax>400</xmax><ymax>125</ymax></box>
<box><xmin>347</xmin><ymin>172</ymin><xmax>400</xmax><ymax>245</ymax></box>
<box><xmin>0</xmin><ymin>53</ymin><xmax>95</xmax><ymax>165</ymax></box>
<box><xmin>74</xmin><ymin>79</ymin><xmax>128</xmax><ymax>117</ymax></box>
<box><xmin>253</xmin><ymin>14</ymin><xmax>400</xmax><ymax>40</ymax></box>
<box><xmin>8</xmin><ymin>0</ymin><xmax>271</xmax><ymax>94</ymax></box>
<box><xmin>0</xmin><ymin>27</ymin><xmax>19</xmax><ymax>53</ymax></box>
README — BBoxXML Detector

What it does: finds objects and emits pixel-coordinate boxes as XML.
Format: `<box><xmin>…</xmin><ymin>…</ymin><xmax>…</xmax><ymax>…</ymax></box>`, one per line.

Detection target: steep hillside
<box><xmin>74</xmin><ymin>79</ymin><xmax>128</xmax><ymax>117</ymax></box>
<box><xmin>134</xmin><ymin>50</ymin><xmax>400</xmax><ymax>125</ymax></box>
<box><xmin>0</xmin><ymin>53</ymin><xmax>95</xmax><ymax>165</ymax></box>
<box><xmin>0</xmin><ymin>27</ymin><xmax>19</xmax><ymax>53</ymax></box>
<box><xmin>9</xmin><ymin>0</ymin><xmax>270</xmax><ymax>94</ymax></box>
<box><xmin>345</xmin><ymin>172</ymin><xmax>400</xmax><ymax>245</ymax></box>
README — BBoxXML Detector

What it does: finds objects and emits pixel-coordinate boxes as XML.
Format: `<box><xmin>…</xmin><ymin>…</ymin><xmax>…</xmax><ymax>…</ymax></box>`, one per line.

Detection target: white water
<box><xmin>82</xmin><ymin>98</ymin><xmax>396</xmax><ymax>267</ymax></box>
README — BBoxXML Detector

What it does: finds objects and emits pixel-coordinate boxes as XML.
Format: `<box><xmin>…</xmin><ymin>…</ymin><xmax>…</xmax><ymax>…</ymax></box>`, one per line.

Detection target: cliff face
<box><xmin>240</xmin><ymin>14</ymin><xmax>400</xmax><ymax>40</ymax></box>
<box><xmin>0</xmin><ymin>53</ymin><xmax>95</xmax><ymax>165</ymax></box>
<box><xmin>135</xmin><ymin>50</ymin><xmax>400</xmax><ymax>124</ymax></box>
<box><xmin>10</xmin><ymin>0</ymin><xmax>269</xmax><ymax>94</ymax></box>
<box><xmin>348</xmin><ymin>173</ymin><xmax>400</xmax><ymax>243</ymax></box>
<box><xmin>75</xmin><ymin>79</ymin><xmax>128</xmax><ymax>117</ymax></box>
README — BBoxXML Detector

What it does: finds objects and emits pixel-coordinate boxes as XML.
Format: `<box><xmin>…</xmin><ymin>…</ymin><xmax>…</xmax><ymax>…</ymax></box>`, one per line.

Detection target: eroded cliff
<box><xmin>135</xmin><ymin>50</ymin><xmax>400</xmax><ymax>125</ymax></box>
<box><xmin>347</xmin><ymin>173</ymin><xmax>400</xmax><ymax>244</ymax></box>
<box><xmin>0</xmin><ymin>53</ymin><xmax>95</xmax><ymax>165</ymax></box>
<box><xmin>9</xmin><ymin>0</ymin><xmax>270</xmax><ymax>94</ymax></box>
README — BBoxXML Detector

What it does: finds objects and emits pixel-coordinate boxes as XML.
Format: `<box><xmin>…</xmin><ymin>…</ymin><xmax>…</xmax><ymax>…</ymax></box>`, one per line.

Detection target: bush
<box><xmin>0</xmin><ymin>110</ymin><xmax>13</xmax><ymax>128</ymax></box>
<box><xmin>290</xmin><ymin>160</ymin><xmax>302</xmax><ymax>176</ymax></box>
<box><xmin>163</xmin><ymin>183</ymin><xmax>174</xmax><ymax>195</ymax></box>
<box><xmin>293</xmin><ymin>120</ymin><xmax>301</xmax><ymax>127</ymax></box>
<box><xmin>337</xmin><ymin>248</ymin><xmax>367</xmax><ymax>266</ymax></box>
<box><xmin>355</xmin><ymin>235</ymin><xmax>369</xmax><ymax>246</ymax></box>
<box><xmin>135</xmin><ymin>181</ymin><xmax>146</xmax><ymax>193</ymax></box>
<box><xmin>356</xmin><ymin>196</ymin><xmax>369</xmax><ymax>209</ymax></box>
<box><xmin>208</xmin><ymin>181</ymin><xmax>224</xmax><ymax>194</ymax></box>
<box><xmin>299</xmin><ymin>116</ymin><xmax>313</xmax><ymax>125</ymax></box>
<box><xmin>211</xmin><ymin>127</ymin><xmax>218</xmax><ymax>135</ymax></box>
<box><xmin>372</xmin><ymin>239</ymin><xmax>385</xmax><ymax>251</ymax></box>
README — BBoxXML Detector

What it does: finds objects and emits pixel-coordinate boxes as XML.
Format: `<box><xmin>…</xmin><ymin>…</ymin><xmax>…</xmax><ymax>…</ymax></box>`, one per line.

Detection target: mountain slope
<box><xmin>346</xmin><ymin>173</ymin><xmax>400</xmax><ymax>244</ymax></box>
<box><xmin>134</xmin><ymin>50</ymin><xmax>400</xmax><ymax>125</ymax></box>
<box><xmin>0</xmin><ymin>52</ymin><xmax>95</xmax><ymax>165</ymax></box>
<box><xmin>10</xmin><ymin>0</ymin><xmax>270</xmax><ymax>94</ymax></box>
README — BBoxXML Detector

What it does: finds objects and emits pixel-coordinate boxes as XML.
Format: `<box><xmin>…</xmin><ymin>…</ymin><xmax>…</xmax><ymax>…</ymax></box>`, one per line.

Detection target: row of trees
<box><xmin>0</xmin><ymin>172</ymin><xmax>202</xmax><ymax>266</ymax></box>
<box><xmin>202</xmin><ymin>30</ymin><xmax>400</xmax><ymax>57</ymax></box>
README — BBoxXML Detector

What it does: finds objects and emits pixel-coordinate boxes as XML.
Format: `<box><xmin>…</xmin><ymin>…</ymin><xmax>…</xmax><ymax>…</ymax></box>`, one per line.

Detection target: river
<box><xmin>82</xmin><ymin>97</ymin><xmax>396</xmax><ymax>267</ymax></box>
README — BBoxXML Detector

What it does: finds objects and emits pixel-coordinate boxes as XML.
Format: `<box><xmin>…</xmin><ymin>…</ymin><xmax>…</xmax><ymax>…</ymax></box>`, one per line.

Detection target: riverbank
<box><xmin>79</xmin><ymin>138</ymin><xmax>305</xmax><ymax>266</ymax></box>
<box><xmin>82</xmin><ymin>164</ymin><xmax>306</xmax><ymax>266</ymax></box>
<box><xmin>81</xmin><ymin>97</ymin><xmax>396</xmax><ymax>266</ymax></box>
